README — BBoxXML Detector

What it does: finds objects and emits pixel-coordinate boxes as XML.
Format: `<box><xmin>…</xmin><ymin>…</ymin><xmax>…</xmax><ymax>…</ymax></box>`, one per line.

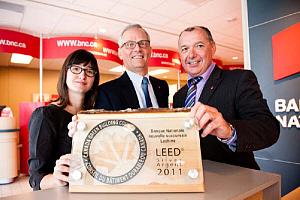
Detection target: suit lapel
<box><xmin>149</xmin><ymin>76</ymin><xmax>163</xmax><ymax>107</ymax></box>
<box><xmin>198</xmin><ymin>66</ymin><xmax>223</xmax><ymax>104</ymax></box>
<box><xmin>178</xmin><ymin>85</ymin><xmax>188</xmax><ymax>107</ymax></box>
<box><xmin>118</xmin><ymin>72</ymin><xmax>140</xmax><ymax>109</ymax></box>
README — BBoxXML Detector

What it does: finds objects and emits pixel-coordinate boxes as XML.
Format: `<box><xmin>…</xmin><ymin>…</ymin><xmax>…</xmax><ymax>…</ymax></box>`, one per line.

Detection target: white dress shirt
<box><xmin>126</xmin><ymin>70</ymin><xmax>159</xmax><ymax>108</ymax></box>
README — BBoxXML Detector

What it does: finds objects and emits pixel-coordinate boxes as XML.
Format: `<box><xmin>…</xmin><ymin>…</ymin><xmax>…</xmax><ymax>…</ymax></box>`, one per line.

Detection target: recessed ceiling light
<box><xmin>226</xmin><ymin>17</ymin><xmax>237</xmax><ymax>22</ymax></box>
<box><xmin>232</xmin><ymin>56</ymin><xmax>238</xmax><ymax>60</ymax></box>
<box><xmin>109</xmin><ymin>65</ymin><xmax>124</xmax><ymax>72</ymax></box>
<box><xmin>98</xmin><ymin>28</ymin><xmax>107</xmax><ymax>34</ymax></box>
<box><xmin>11</xmin><ymin>53</ymin><xmax>33</xmax><ymax>64</ymax></box>
<box><xmin>149</xmin><ymin>69</ymin><xmax>169</xmax><ymax>76</ymax></box>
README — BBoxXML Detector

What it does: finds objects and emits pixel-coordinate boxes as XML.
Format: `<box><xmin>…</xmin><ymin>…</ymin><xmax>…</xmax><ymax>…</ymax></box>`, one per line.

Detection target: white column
<box><xmin>241</xmin><ymin>0</ymin><xmax>251</xmax><ymax>70</ymax></box>
<box><xmin>39</xmin><ymin>34</ymin><xmax>43</xmax><ymax>101</ymax></box>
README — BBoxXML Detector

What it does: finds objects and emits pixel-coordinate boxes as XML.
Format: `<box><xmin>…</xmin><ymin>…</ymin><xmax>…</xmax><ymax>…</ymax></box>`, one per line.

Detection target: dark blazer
<box><xmin>173</xmin><ymin>66</ymin><xmax>280</xmax><ymax>169</ymax></box>
<box><xmin>95</xmin><ymin>72</ymin><xmax>169</xmax><ymax>110</ymax></box>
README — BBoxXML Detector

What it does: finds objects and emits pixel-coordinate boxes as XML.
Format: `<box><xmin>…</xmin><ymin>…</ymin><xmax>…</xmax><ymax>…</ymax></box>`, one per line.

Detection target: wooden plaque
<box><xmin>69</xmin><ymin>108</ymin><xmax>204</xmax><ymax>193</ymax></box>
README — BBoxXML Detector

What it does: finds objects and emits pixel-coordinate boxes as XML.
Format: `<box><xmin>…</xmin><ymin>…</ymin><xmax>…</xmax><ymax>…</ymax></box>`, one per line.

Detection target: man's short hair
<box><xmin>178</xmin><ymin>26</ymin><xmax>215</xmax><ymax>44</ymax></box>
<box><xmin>118</xmin><ymin>24</ymin><xmax>151</xmax><ymax>47</ymax></box>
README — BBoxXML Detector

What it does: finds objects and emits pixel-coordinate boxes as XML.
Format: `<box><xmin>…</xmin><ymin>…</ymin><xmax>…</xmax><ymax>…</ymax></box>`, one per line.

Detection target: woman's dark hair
<box><xmin>56</xmin><ymin>49</ymin><xmax>100</xmax><ymax>110</ymax></box>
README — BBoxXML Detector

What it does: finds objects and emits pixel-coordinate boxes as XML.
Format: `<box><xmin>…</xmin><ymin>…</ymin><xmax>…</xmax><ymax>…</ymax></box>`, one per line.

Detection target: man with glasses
<box><xmin>95</xmin><ymin>24</ymin><xmax>169</xmax><ymax>110</ymax></box>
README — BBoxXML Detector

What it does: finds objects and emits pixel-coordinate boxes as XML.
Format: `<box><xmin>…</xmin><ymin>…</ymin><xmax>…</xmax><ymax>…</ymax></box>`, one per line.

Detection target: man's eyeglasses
<box><xmin>68</xmin><ymin>65</ymin><xmax>97</xmax><ymax>77</ymax></box>
<box><xmin>121</xmin><ymin>40</ymin><xmax>150</xmax><ymax>49</ymax></box>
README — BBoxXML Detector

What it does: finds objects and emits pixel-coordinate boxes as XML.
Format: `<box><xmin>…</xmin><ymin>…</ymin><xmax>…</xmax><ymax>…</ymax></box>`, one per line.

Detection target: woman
<box><xmin>28</xmin><ymin>49</ymin><xmax>100</xmax><ymax>190</ymax></box>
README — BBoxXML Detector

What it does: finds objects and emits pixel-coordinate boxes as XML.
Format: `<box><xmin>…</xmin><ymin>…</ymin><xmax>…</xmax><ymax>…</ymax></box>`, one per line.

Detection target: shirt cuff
<box><xmin>217</xmin><ymin>128</ymin><xmax>237</xmax><ymax>152</ymax></box>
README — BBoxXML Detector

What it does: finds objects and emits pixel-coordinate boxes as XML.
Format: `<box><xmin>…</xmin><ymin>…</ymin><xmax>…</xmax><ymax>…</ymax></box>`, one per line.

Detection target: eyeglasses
<box><xmin>68</xmin><ymin>65</ymin><xmax>97</xmax><ymax>77</ymax></box>
<box><xmin>121</xmin><ymin>40</ymin><xmax>150</xmax><ymax>49</ymax></box>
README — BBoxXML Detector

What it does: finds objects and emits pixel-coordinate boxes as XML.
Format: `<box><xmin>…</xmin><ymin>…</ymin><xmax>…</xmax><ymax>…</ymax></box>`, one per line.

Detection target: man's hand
<box><xmin>191</xmin><ymin>102</ymin><xmax>233</xmax><ymax>139</ymax></box>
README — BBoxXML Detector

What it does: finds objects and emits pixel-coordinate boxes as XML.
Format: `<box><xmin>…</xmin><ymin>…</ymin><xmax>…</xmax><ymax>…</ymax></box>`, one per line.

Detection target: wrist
<box><xmin>219</xmin><ymin>123</ymin><xmax>235</xmax><ymax>142</ymax></box>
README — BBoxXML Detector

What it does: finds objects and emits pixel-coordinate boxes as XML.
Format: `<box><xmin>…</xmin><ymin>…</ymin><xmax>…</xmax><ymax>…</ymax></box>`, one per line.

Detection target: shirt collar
<box><xmin>126</xmin><ymin>69</ymin><xmax>149</xmax><ymax>85</ymax></box>
<box><xmin>187</xmin><ymin>62</ymin><xmax>215</xmax><ymax>83</ymax></box>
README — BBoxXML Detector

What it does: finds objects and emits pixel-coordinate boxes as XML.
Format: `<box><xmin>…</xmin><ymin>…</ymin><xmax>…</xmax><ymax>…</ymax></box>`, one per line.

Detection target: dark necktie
<box><xmin>141</xmin><ymin>77</ymin><xmax>152</xmax><ymax>108</ymax></box>
<box><xmin>185</xmin><ymin>76</ymin><xmax>202</xmax><ymax>108</ymax></box>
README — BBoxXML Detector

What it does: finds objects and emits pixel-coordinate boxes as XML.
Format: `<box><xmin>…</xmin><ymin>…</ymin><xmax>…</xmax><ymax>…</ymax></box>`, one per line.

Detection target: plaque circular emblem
<box><xmin>82</xmin><ymin>119</ymin><xmax>147</xmax><ymax>184</ymax></box>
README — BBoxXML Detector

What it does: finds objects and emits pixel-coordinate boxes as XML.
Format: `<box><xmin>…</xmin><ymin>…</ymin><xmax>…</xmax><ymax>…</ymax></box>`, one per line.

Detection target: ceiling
<box><xmin>0</xmin><ymin>0</ymin><xmax>244</xmax><ymax>80</ymax></box>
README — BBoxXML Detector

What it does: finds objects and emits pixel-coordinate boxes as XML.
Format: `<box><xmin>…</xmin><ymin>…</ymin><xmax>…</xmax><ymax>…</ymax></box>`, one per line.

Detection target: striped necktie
<box><xmin>185</xmin><ymin>76</ymin><xmax>202</xmax><ymax>108</ymax></box>
<box><xmin>141</xmin><ymin>77</ymin><xmax>152</xmax><ymax>108</ymax></box>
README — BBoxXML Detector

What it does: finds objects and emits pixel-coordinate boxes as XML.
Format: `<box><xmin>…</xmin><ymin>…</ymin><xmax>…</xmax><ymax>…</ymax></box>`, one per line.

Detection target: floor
<box><xmin>0</xmin><ymin>175</ymin><xmax>32</xmax><ymax>198</ymax></box>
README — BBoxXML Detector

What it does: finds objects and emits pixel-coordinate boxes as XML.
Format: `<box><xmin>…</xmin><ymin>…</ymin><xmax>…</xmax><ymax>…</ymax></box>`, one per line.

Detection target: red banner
<box><xmin>149</xmin><ymin>49</ymin><xmax>181</xmax><ymax>70</ymax></box>
<box><xmin>43</xmin><ymin>37</ymin><xmax>122</xmax><ymax>64</ymax></box>
<box><xmin>3</xmin><ymin>29</ymin><xmax>247</xmax><ymax>72</ymax></box>
<box><xmin>0</xmin><ymin>28</ymin><xmax>39</xmax><ymax>58</ymax></box>
<box><xmin>272</xmin><ymin>22</ymin><xmax>300</xmax><ymax>80</ymax></box>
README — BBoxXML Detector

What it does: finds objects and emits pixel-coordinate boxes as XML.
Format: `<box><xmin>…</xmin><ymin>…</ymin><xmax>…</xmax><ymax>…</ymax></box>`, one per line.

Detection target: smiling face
<box><xmin>66</xmin><ymin>62</ymin><xmax>95</xmax><ymax>95</ymax></box>
<box><xmin>118</xmin><ymin>27</ymin><xmax>151</xmax><ymax>76</ymax></box>
<box><xmin>178</xmin><ymin>28</ymin><xmax>216</xmax><ymax>77</ymax></box>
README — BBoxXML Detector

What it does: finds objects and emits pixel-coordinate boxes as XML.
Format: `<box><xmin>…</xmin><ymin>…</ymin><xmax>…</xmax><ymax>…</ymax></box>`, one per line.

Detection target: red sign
<box><xmin>43</xmin><ymin>37</ymin><xmax>122</xmax><ymax>64</ymax></box>
<box><xmin>19</xmin><ymin>102</ymin><xmax>47</xmax><ymax>174</ymax></box>
<box><xmin>0</xmin><ymin>29</ymin><xmax>184</xmax><ymax>70</ymax></box>
<box><xmin>0</xmin><ymin>28</ymin><xmax>39</xmax><ymax>58</ymax></box>
<box><xmin>149</xmin><ymin>49</ymin><xmax>181</xmax><ymax>70</ymax></box>
<box><xmin>272</xmin><ymin>22</ymin><xmax>300</xmax><ymax>80</ymax></box>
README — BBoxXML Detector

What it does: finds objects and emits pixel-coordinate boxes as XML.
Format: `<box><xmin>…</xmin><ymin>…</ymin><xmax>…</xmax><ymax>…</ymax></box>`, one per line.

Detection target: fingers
<box><xmin>60</xmin><ymin>153</ymin><xmax>72</xmax><ymax>161</ymax></box>
<box><xmin>191</xmin><ymin>102</ymin><xmax>206</xmax><ymax>127</ymax></box>
<box><xmin>192</xmin><ymin>103</ymin><xmax>229</xmax><ymax>138</ymax></box>
<box><xmin>53</xmin><ymin>166</ymin><xmax>69</xmax><ymax>182</ymax></box>
<box><xmin>53</xmin><ymin>154</ymin><xmax>71</xmax><ymax>183</ymax></box>
<box><xmin>201</xmin><ymin>114</ymin><xmax>222</xmax><ymax>137</ymax></box>
<box><xmin>72</xmin><ymin>115</ymin><xmax>78</xmax><ymax>121</ymax></box>
<box><xmin>193</xmin><ymin>103</ymin><xmax>217</xmax><ymax>128</ymax></box>
<box><xmin>68</xmin><ymin>115</ymin><xmax>78</xmax><ymax>137</ymax></box>
<box><xmin>190</xmin><ymin>102</ymin><xmax>202</xmax><ymax>117</ymax></box>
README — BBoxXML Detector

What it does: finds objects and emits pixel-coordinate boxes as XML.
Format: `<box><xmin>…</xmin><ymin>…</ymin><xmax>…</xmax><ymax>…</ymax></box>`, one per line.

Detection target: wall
<box><xmin>0</xmin><ymin>66</ymin><xmax>119</xmax><ymax>127</ymax></box>
<box><xmin>247</xmin><ymin>0</ymin><xmax>300</xmax><ymax>195</ymax></box>
<box><xmin>0</xmin><ymin>67</ymin><xmax>56</xmax><ymax>126</ymax></box>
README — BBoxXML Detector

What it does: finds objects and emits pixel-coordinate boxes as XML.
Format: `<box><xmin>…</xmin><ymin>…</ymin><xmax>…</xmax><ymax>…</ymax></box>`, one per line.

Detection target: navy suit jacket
<box><xmin>95</xmin><ymin>72</ymin><xmax>169</xmax><ymax>110</ymax></box>
<box><xmin>173</xmin><ymin>66</ymin><xmax>280</xmax><ymax>169</ymax></box>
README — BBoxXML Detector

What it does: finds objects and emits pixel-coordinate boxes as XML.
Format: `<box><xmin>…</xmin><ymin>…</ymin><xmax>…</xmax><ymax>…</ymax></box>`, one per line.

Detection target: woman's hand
<box><xmin>68</xmin><ymin>115</ymin><xmax>78</xmax><ymax>138</ymax></box>
<box><xmin>53</xmin><ymin>154</ymin><xmax>71</xmax><ymax>183</ymax></box>
<box><xmin>40</xmin><ymin>154</ymin><xmax>71</xmax><ymax>190</ymax></box>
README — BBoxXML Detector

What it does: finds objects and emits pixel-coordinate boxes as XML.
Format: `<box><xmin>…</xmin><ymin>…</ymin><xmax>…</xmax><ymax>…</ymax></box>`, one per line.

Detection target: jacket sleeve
<box><xmin>231</xmin><ymin>70</ymin><xmax>280</xmax><ymax>152</ymax></box>
<box><xmin>28</xmin><ymin>107</ymin><xmax>56</xmax><ymax>190</ymax></box>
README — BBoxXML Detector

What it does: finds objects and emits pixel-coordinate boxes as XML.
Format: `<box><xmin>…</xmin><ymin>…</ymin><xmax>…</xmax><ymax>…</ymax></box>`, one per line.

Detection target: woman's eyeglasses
<box><xmin>68</xmin><ymin>65</ymin><xmax>97</xmax><ymax>77</ymax></box>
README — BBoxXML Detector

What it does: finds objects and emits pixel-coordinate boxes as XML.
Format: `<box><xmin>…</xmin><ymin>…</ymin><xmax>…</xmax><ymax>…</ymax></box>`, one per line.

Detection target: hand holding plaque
<box><xmin>69</xmin><ymin>108</ymin><xmax>204</xmax><ymax>193</ymax></box>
